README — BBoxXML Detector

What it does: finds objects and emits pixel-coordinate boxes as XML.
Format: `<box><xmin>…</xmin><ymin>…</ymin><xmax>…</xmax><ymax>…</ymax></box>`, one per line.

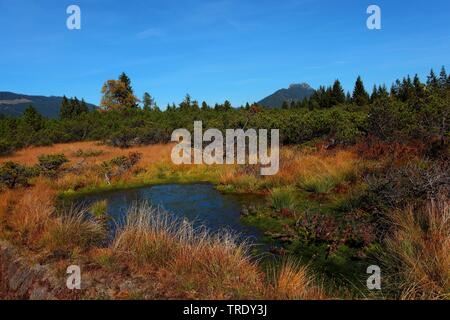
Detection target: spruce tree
<box><xmin>427</xmin><ymin>69</ymin><xmax>439</xmax><ymax>91</ymax></box>
<box><xmin>60</xmin><ymin>96</ymin><xmax>70</xmax><ymax>119</ymax></box>
<box><xmin>143</xmin><ymin>92</ymin><xmax>154</xmax><ymax>111</ymax></box>
<box><xmin>22</xmin><ymin>105</ymin><xmax>44</xmax><ymax>131</ymax></box>
<box><xmin>80</xmin><ymin>99</ymin><xmax>88</xmax><ymax>114</ymax></box>
<box><xmin>202</xmin><ymin>101</ymin><xmax>210</xmax><ymax>110</ymax></box>
<box><xmin>331</xmin><ymin>80</ymin><xmax>346</xmax><ymax>105</ymax></box>
<box><xmin>438</xmin><ymin>66</ymin><xmax>447</xmax><ymax>89</ymax></box>
<box><xmin>352</xmin><ymin>76</ymin><xmax>369</xmax><ymax>106</ymax></box>
<box><xmin>370</xmin><ymin>85</ymin><xmax>378</xmax><ymax>102</ymax></box>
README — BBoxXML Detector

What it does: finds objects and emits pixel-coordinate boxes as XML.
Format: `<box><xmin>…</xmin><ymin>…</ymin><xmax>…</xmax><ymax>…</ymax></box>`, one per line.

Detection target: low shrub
<box><xmin>0</xmin><ymin>161</ymin><xmax>32</xmax><ymax>188</ymax></box>
<box><xmin>37</xmin><ymin>153</ymin><xmax>69</xmax><ymax>177</ymax></box>
<box><xmin>0</xmin><ymin>139</ymin><xmax>14</xmax><ymax>156</ymax></box>
<box><xmin>101</xmin><ymin>152</ymin><xmax>142</xmax><ymax>183</ymax></box>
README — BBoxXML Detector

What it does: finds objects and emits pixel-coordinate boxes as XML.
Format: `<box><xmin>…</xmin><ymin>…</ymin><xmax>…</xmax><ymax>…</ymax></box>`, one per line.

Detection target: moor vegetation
<box><xmin>0</xmin><ymin>68</ymin><xmax>448</xmax><ymax>300</ymax></box>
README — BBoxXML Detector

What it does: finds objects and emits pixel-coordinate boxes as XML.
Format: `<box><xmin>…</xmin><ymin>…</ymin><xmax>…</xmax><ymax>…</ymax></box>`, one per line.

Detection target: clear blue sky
<box><xmin>0</xmin><ymin>0</ymin><xmax>449</xmax><ymax>108</ymax></box>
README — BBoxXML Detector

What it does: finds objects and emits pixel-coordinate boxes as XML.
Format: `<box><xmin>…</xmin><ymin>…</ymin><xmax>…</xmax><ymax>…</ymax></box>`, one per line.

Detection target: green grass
<box><xmin>270</xmin><ymin>188</ymin><xmax>297</xmax><ymax>211</ymax></box>
<box><xmin>297</xmin><ymin>176</ymin><xmax>336</xmax><ymax>194</ymax></box>
<box><xmin>90</xmin><ymin>200</ymin><xmax>108</xmax><ymax>217</ymax></box>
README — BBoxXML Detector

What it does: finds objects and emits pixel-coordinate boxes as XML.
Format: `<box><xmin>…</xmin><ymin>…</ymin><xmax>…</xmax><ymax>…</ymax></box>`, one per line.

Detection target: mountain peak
<box><xmin>288</xmin><ymin>83</ymin><xmax>312</xmax><ymax>90</ymax></box>
<box><xmin>258</xmin><ymin>83</ymin><xmax>315</xmax><ymax>108</ymax></box>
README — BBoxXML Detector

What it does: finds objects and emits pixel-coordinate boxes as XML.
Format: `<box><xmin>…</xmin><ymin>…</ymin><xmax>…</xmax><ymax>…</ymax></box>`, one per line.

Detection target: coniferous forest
<box><xmin>1</xmin><ymin>69</ymin><xmax>448</xmax><ymax>154</ymax></box>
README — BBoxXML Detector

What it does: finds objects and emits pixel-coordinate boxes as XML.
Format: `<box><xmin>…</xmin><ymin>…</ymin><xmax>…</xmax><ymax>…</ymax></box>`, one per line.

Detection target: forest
<box><xmin>1</xmin><ymin>69</ymin><xmax>448</xmax><ymax>155</ymax></box>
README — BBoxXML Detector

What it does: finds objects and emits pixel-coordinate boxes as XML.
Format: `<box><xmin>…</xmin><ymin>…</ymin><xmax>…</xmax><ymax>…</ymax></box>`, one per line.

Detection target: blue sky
<box><xmin>0</xmin><ymin>0</ymin><xmax>449</xmax><ymax>108</ymax></box>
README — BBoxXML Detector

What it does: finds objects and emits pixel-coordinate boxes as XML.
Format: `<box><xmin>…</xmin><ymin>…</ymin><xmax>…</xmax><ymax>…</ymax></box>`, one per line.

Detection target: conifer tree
<box><xmin>352</xmin><ymin>76</ymin><xmax>369</xmax><ymax>106</ymax></box>
<box><xmin>427</xmin><ymin>69</ymin><xmax>439</xmax><ymax>91</ymax></box>
<box><xmin>438</xmin><ymin>66</ymin><xmax>447</xmax><ymax>89</ymax></box>
<box><xmin>60</xmin><ymin>95</ymin><xmax>71</xmax><ymax>119</ymax></box>
<box><xmin>22</xmin><ymin>105</ymin><xmax>44</xmax><ymax>131</ymax></box>
<box><xmin>143</xmin><ymin>92</ymin><xmax>154</xmax><ymax>111</ymax></box>
<box><xmin>331</xmin><ymin>80</ymin><xmax>346</xmax><ymax>105</ymax></box>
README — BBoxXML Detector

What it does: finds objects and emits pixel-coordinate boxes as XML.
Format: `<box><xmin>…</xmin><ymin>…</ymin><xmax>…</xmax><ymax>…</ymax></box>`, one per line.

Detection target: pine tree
<box><xmin>378</xmin><ymin>85</ymin><xmax>389</xmax><ymax>98</ymax></box>
<box><xmin>290</xmin><ymin>100</ymin><xmax>296</xmax><ymax>109</ymax></box>
<box><xmin>22</xmin><ymin>105</ymin><xmax>44</xmax><ymax>131</ymax></box>
<box><xmin>352</xmin><ymin>76</ymin><xmax>369</xmax><ymax>106</ymax></box>
<box><xmin>72</xmin><ymin>97</ymin><xmax>81</xmax><ymax>116</ymax></box>
<box><xmin>438</xmin><ymin>66</ymin><xmax>447</xmax><ymax>89</ymax></box>
<box><xmin>223</xmin><ymin>100</ymin><xmax>232</xmax><ymax>110</ymax></box>
<box><xmin>80</xmin><ymin>99</ymin><xmax>88</xmax><ymax>114</ymax></box>
<box><xmin>370</xmin><ymin>85</ymin><xmax>378</xmax><ymax>102</ymax></box>
<box><xmin>331</xmin><ymin>80</ymin><xmax>346</xmax><ymax>105</ymax></box>
<box><xmin>118</xmin><ymin>72</ymin><xmax>138</xmax><ymax>108</ymax></box>
<box><xmin>60</xmin><ymin>96</ymin><xmax>70</xmax><ymax>119</ymax></box>
<box><xmin>180</xmin><ymin>94</ymin><xmax>192</xmax><ymax>109</ymax></box>
<box><xmin>101</xmin><ymin>75</ymin><xmax>139</xmax><ymax>110</ymax></box>
<box><xmin>143</xmin><ymin>92</ymin><xmax>154</xmax><ymax>111</ymax></box>
<box><xmin>201</xmin><ymin>101</ymin><xmax>210</xmax><ymax>110</ymax></box>
<box><xmin>119</xmin><ymin>72</ymin><xmax>133</xmax><ymax>93</ymax></box>
<box><xmin>427</xmin><ymin>69</ymin><xmax>439</xmax><ymax>91</ymax></box>
<box><xmin>413</xmin><ymin>75</ymin><xmax>425</xmax><ymax>98</ymax></box>
<box><xmin>345</xmin><ymin>92</ymin><xmax>352</xmax><ymax>103</ymax></box>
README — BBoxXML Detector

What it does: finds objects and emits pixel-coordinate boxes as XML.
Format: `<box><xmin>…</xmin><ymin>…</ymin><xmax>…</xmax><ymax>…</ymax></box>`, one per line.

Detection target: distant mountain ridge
<box><xmin>0</xmin><ymin>92</ymin><xmax>98</xmax><ymax>118</ymax></box>
<box><xmin>258</xmin><ymin>83</ymin><xmax>315</xmax><ymax>108</ymax></box>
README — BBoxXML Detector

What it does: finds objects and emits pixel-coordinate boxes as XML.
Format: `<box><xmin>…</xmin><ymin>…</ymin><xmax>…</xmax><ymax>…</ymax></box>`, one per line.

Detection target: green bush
<box><xmin>0</xmin><ymin>161</ymin><xmax>31</xmax><ymax>188</ymax></box>
<box><xmin>37</xmin><ymin>153</ymin><xmax>69</xmax><ymax>177</ymax></box>
<box><xmin>0</xmin><ymin>139</ymin><xmax>14</xmax><ymax>156</ymax></box>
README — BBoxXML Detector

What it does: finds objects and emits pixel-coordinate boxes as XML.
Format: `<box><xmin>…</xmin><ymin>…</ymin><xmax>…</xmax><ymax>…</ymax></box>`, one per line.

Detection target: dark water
<box><xmin>73</xmin><ymin>183</ymin><xmax>267</xmax><ymax>247</ymax></box>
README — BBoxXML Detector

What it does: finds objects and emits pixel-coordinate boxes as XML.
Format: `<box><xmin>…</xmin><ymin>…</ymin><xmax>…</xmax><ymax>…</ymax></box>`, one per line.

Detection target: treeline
<box><xmin>0</xmin><ymin>68</ymin><xmax>448</xmax><ymax>156</ymax></box>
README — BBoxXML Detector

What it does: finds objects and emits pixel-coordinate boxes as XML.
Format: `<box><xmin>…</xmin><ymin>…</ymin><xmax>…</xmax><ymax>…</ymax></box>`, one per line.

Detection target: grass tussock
<box><xmin>43</xmin><ymin>205</ymin><xmax>107</xmax><ymax>255</ymax></box>
<box><xmin>382</xmin><ymin>196</ymin><xmax>450</xmax><ymax>300</ymax></box>
<box><xmin>90</xmin><ymin>200</ymin><xmax>108</xmax><ymax>217</ymax></box>
<box><xmin>270</xmin><ymin>188</ymin><xmax>296</xmax><ymax>211</ymax></box>
<box><xmin>267</xmin><ymin>260</ymin><xmax>326</xmax><ymax>300</ymax></box>
<box><xmin>111</xmin><ymin>202</ymin><xmax>325</xmax><ymax>299</ymax></box>
<box><xmin>112</xmin><ymin>203</ymin><xmax>181</xmax><ymax>268</ymax></box>
<box><xmin>8</xmin><ymin>180</ymin><xmax>55</xmax><ymax>244</ymax></box>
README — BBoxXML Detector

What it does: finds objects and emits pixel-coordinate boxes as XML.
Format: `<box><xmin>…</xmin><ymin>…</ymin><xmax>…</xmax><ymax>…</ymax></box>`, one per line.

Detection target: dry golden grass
<box><xmin>267</xmin><ymin>260</ymin><xmax>326</xmax><ymax>300</ymax></box>
<box><xmin>111</xmin><ymin>202</ymin><xmax>325</xmax><ymax>300</ymax></box>
<box><xmin>42</xmin><ymin>206</ymin><xmax>107</xmax><ymax>255</ymax></box>
<box><xmin>0</xmin><ymin>141</ymin><xmax>173</xmax><ymax>167</ymax></box>
<box><xmin>7</xmin><ymin>179</ymin><xmax>56</xmax><ymax>245</ymax></box>
<box><xmin>0</xmin><ymin>142</ymin><xmax>348</xmax><ymax>299</ymax></box>
<box><xmin>383</xmin><ymin>196</ymin><xmax>450</xmax><ymax>300</ymax></box>
<box><xmin>219</xmin><ymin>147</ymin><xmax>363</xmax><ymax>193</ymax></box>
<box><xmin>113</xmin><ymin>203</ymin><xmax>181</xmax><ymax>269</ymax></box>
